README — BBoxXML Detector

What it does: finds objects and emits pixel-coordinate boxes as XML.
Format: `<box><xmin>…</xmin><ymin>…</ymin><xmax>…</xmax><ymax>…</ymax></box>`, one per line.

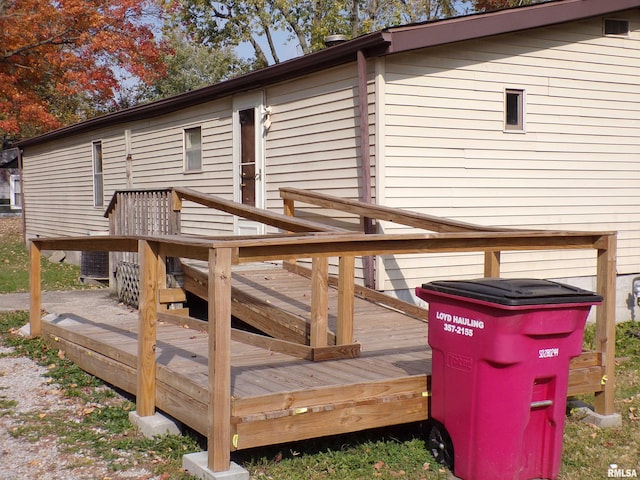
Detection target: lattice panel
<box><xmin>116</xmin><ymin>261</ymin><xmax>140</xmax><ymax>308</ymax></box>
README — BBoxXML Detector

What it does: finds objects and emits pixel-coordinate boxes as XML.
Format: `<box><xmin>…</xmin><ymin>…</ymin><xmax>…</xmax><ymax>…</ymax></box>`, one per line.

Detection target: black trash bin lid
<box><xmin>419</xmin><ymin>278</ymin><xmax>602</xmax><ymax>306</ymax></box>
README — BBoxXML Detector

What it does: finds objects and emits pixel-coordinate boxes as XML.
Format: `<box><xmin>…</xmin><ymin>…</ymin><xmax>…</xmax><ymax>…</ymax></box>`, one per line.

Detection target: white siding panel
<box><xmin>381</xmin><ymin>10</ymin><xmax>640</xmax><ymax>290</ymax></box>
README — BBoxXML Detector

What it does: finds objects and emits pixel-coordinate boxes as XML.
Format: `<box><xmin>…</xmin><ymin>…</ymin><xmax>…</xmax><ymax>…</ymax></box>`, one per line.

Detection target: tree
<box><xmin>175</xmin><ymin>0</ymin><xmax>464</xmax><ymax>67</ymax></box>
<box><xmin>472</xmin><ymin>0</ymin><xmax>546</xmax><ymax>12</ymax></box>
<box><xmin>0</xmin><ymin>0</ymin><xmax>167</xmax><ymax>145</ymax></box>
<box><xmin>126</xmin><ymin>29</ymin><xmax>251</xmax><ymax>105</ymax></box>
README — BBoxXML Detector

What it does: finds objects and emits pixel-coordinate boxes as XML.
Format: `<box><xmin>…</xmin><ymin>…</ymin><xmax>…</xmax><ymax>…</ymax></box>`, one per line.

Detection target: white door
<box><xmin>233</xmin><ymin>92</ymin><xmax>266</xmax><ymax>236</ymax></box>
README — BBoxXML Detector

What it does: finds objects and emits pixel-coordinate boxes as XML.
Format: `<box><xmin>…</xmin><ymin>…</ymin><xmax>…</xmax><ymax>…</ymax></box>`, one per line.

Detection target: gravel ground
<box><xmin>0</xmin><ymin>345</ymin><xmax>160</xmax><ymax>480</ymax></box>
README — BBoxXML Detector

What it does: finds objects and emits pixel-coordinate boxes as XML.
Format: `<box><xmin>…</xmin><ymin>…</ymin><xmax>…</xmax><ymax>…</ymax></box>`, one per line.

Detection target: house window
<box><xmin>92</xmin><ymin>141</ymin><xmax>103</xmax><ymax>207</ymax></box>
<box><xmin>9</xmin><ymin>174</ymin><xmax>21</xmax><ymax>209</ymax></box>
<box><xmin>505</xmin><ymin>89</ymin><xmax>524</xmax><ymax>131</ymax></box>
<box><xmin>184</xmin><ymin>127</ymin><xmax>202</xmax><ymax>171</ymax></box>
<box><xmin>604</xmin><ymin>19</ymin><xmax>629</xmax><ymax>36</ymax></box>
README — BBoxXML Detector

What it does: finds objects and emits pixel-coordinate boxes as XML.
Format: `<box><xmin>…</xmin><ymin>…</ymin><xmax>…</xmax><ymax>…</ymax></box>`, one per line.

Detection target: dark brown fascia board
<box><xmin>386</xmin><ymin>0</ymin><xmax>640</xmax><ymax>53</ymax></box>
<box><xmin>17</xmin><ymin>32</ymin><xmax>390</xmax><ymax>149</ymax></box>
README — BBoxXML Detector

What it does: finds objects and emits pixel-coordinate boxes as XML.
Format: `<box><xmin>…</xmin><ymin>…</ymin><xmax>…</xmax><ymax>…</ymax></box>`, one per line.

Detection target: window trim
<box><xmin>504</xmin><ymin>88</ymin><xmax>525</xmax><ymax>133</ymax></box>
<box><xmin>183</xmin><ymin>126</ymin><xmax>203</xmax><ymax>173</ymax></box>
<box><xmin>9</xmin><ymin>174</ymin><xmax>21</xmax><ymax>210</ymax></box>
<box><xmin>92</xmin><ymin>140</ymin><xmax>104</xmax><ymax>208</ymax></box>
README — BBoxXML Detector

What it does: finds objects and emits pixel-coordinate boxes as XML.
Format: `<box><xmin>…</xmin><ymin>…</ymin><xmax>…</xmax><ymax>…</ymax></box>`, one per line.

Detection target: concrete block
<box><xmin>17</xmin><ymin>313</ymin><xmax>60</xmax><ymax>337</ymax></box>
<box><xmin>183</xmin><ymin>452</ymin><xmax>249</xmax><ymax>480</ymax></box>
<box><xmin>129</xmin><ymin>411</ymin><xmax>181</xmax><ymax>438</ymax></box>
<box><xmin>48</xmin><ymin>251</ymin><xmax>66</xmax><ymax>263</ymax></box>
<box><xmin>571</xmin><ymin>407</ymin><xmax>622</xmax><ymax>428</ymax></box>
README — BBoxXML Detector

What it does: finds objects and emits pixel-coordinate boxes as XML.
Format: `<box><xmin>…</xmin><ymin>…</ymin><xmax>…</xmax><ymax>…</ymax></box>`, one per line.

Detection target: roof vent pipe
<box><xmin>324</xmin><ymin>34</ymin><xmax>348</xmax><ymax>47</ymax></box>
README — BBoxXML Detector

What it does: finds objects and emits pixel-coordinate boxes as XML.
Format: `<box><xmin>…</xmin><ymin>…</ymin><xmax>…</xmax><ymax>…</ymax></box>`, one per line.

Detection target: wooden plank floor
<box><xmin>41</xmin><ymin>265</ymin><xmax>432</xmax><ymax>450</ymax></box>
<box><xmin>39</xmin><ymin>265</ymin><xmax>603</xmax><ymax>451</ymax></box>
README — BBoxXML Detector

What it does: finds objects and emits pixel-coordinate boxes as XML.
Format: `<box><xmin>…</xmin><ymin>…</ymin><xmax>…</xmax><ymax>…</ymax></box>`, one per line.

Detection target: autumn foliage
<box><xmin>0</xmin><ymin>0</ymin><xmax>167</xmax><ymax>143</ymax></box>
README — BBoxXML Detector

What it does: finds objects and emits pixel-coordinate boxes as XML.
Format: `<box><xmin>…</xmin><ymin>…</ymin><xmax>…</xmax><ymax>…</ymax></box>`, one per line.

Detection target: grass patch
<box><xmin>0</xmin><ymin>217</ymin><xmax>93</xmax><ymax>293</ymax></box>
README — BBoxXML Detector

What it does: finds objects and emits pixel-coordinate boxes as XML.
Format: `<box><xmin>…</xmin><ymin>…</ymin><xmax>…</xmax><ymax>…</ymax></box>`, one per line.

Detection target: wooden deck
<box><xmin>39</xmin><ymin>265</ymin><xmax>602</xmax><ymax>452</ymax></box>
<box><xmin>41</xmin><ymin>265</ymin><xmax>431</xmax><ymax>450</ymax></box>
<box><xmin>29</xmin><ymin>187</ymin><xmax>616</xmax><ymax>473</ymax></box>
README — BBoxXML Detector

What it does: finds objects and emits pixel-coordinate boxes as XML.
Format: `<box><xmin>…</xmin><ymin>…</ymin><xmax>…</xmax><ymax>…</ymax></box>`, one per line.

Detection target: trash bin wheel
<box><xmin>426</xmin><ymin>421</ymin><xmax>454</xmax><ymax>470</ymax></box>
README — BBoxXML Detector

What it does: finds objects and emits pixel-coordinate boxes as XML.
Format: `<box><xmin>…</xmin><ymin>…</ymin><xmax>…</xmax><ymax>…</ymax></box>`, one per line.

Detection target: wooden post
<box><xmin>283</xmin><ymin>197</ymin><xmax>295</xmax><ymax>221</ymax></box>
<box><xmin>29</xmin><ymin>241</ymin><xmax>42</xmax><ymax>338</ymax></box>
<box><xmin>594</xmin><ymin>234</ymin><xmax>617</xmax><ymax>416</ymax></box>
<box><xmin>208</xmin><ymin>247</ymin><xmax>233</xmax><ymax>472</ymax></box>
<box><xmin>337</xmin><ymin>256</ymin><xmax>355</xmax><ymax>345</ymax></box>
<box><xmin>310</xmin><ymin>257</ymin><xmax>329</xmax><ymax>347</ymax></box>
<box><xmin>484</xmin><ymin>251</ymin><xmax>501</xmax><ymax>278</ymax></box>
<box><xmin>283</xmin><ymin>197</ymin><xmax>297</xmax><ymax>269</ymax></box>
<box><xmin>137</xmin><ymin>240</ymin><xmax>160</xmax><ymax>417</ymax></box>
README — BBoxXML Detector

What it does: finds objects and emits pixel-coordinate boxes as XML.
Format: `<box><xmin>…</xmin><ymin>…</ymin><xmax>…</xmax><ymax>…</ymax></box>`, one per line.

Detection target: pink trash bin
<box><xmin>415</xmin><ymin>278</ymin><xmax>602</xmax><ymax>480</ymax></box>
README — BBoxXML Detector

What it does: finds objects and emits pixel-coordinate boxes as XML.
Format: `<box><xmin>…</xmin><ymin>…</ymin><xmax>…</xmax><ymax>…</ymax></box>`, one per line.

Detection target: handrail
<box><xmin>280</xmin><ymin>187</ymin><xmax>517</xmax><ymax>233</ymax></box>
<box><xmin>173</xmin><ymin>187</ymin><xmax>347</xmax><ymax>233</ymax></box>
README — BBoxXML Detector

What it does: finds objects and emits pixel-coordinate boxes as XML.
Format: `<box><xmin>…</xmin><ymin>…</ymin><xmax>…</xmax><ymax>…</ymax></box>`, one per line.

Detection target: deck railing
<box><xmin>30</xmin><ymin>187</ymin><xmax>616</xmax><ymax>474</ymax></box>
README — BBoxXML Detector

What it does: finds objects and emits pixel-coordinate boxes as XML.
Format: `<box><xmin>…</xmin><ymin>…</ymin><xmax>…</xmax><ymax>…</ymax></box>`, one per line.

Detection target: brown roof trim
<box><xmin>386</xmin><ymin>0</ymin><xmax>640</xmax><ymax>53</ymax></box>
<box><xmin>18</xmin><ymin>0</ymin><xmax>640</xmax><ymax>149</ymax></box>
<box><xmin>18</xmin><ymin>32</ymin><xmax>390</xmax><ymax>148</ymax></box>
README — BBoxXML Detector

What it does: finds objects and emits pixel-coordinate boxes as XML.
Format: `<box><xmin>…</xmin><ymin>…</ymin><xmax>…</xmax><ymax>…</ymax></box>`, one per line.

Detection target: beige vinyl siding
<box><xmin>23</xmin><ymin>99</ymin><xmax>236</xmax><ymax>240</ymax></box>
<box><xmin>265</xmin><ymin>64</ymin><xmax>375</xmax><ymax>224</ymax></box>
<box><xmin>380</xmin><ymin>12</ymin><xmax>640</xmax><ymax>290</ymax></box>
<box><xmin>128</xmin><ymin>99</ymin><xmax>234</xmax><ymax>236</ymax></box>
<box><xmin>263</xmin><ymin>64</ymin><xmax>376</xmax><ymax>278</ymax></box>
<box><xmin>23</xmin><ymin>129</ymin><xmax>122</xmax><ymax>238</ymax></box>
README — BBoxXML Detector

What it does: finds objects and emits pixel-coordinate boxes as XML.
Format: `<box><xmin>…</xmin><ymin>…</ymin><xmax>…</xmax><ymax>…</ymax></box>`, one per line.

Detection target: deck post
<box><xmin>137</xmin><ymin>239</ymin><xmax>160</xmax><ymax>417</ymax></box>
<box><xmin>484</xmin><ymin>251</ymin><xmax>501</xmax><ymax>278</ymax></box>
<box><xmin>310</xmin><ymin>257</ymin><xmax>329</xmax><ymax>347</ymax></box>
<box><xmin>337</xmin><ymin>256</ymin><xmax>355</xmax><ymax>345</ymax></box>
<box><xmin>282</xmin><ymin>197</ymin><xmax>297</xmax><ymax>269</ymax></box>
<box><xmin>29</xmin><ymin>241</ymin><xmax>42</xmax><ymax>337</ymax></box>
<box><xmin>208</xmin><ymin>247</ymin><xmax>233</xmax><ymax>472</ymax></box>
<box><xmin>594</xmin><ymin>234</ymin><xmax>617</xmax><ymax>416</ymax></box>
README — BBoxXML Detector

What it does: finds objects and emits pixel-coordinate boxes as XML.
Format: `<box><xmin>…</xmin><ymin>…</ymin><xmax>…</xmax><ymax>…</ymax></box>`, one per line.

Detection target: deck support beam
<box><xmin>310</xmin><ymin>257</ymin><xmax>329</xmax><ymax>348</ymax></box>
<box><xmin>137</xmin><ymin>240</ymin><xmax>161</xmax><ymax>417</ymax></box>
<box><xmin>594</xmin><ymin>234</ymin><xmax>617</xmax><ymax>416</ymax></box>
<box><xmin>29</xmin><ymin>241</ymin><xmax>42</xmax><ymax>337</ymax></box>
<box><xmin>337</xmin><ymin>256</ymin><xmax>355</xmax><ymax>345</ymax></box>
<box><xmin>208</xmin><ymin>247</ymin><xmax>233</xmax><ymax>472</ymax></box>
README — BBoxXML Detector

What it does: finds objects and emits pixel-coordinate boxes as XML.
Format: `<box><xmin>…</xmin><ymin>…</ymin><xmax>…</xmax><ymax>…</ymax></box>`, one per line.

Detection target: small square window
<box><xmin>184</xmin><ymin>127</ymin><xmax>202</xmax><ymax>171</ymax></box>
<box><xmin>505</xmin><ymin>89</ymin><xmax>524</xmax><ymax>131</ymax></box>
<box><xmin>604</xmin><ymin>19</ymin><xmax>629</xmax><ymax>36</ymax></box>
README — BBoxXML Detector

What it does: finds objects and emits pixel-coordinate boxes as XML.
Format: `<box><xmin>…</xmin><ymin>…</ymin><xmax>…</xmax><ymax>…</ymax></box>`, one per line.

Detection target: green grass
<box><xmin>0</xmin><ymin>218</ymin><xmax>92</xmax><ymax>293</ymax></box>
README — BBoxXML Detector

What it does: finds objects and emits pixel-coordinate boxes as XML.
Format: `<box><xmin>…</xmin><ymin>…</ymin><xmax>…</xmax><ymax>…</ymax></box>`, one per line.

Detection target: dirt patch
<box><xmin>0</xmin><ymin>216</ymin><xmax>22</xmax><ymax>239</ymax></box>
